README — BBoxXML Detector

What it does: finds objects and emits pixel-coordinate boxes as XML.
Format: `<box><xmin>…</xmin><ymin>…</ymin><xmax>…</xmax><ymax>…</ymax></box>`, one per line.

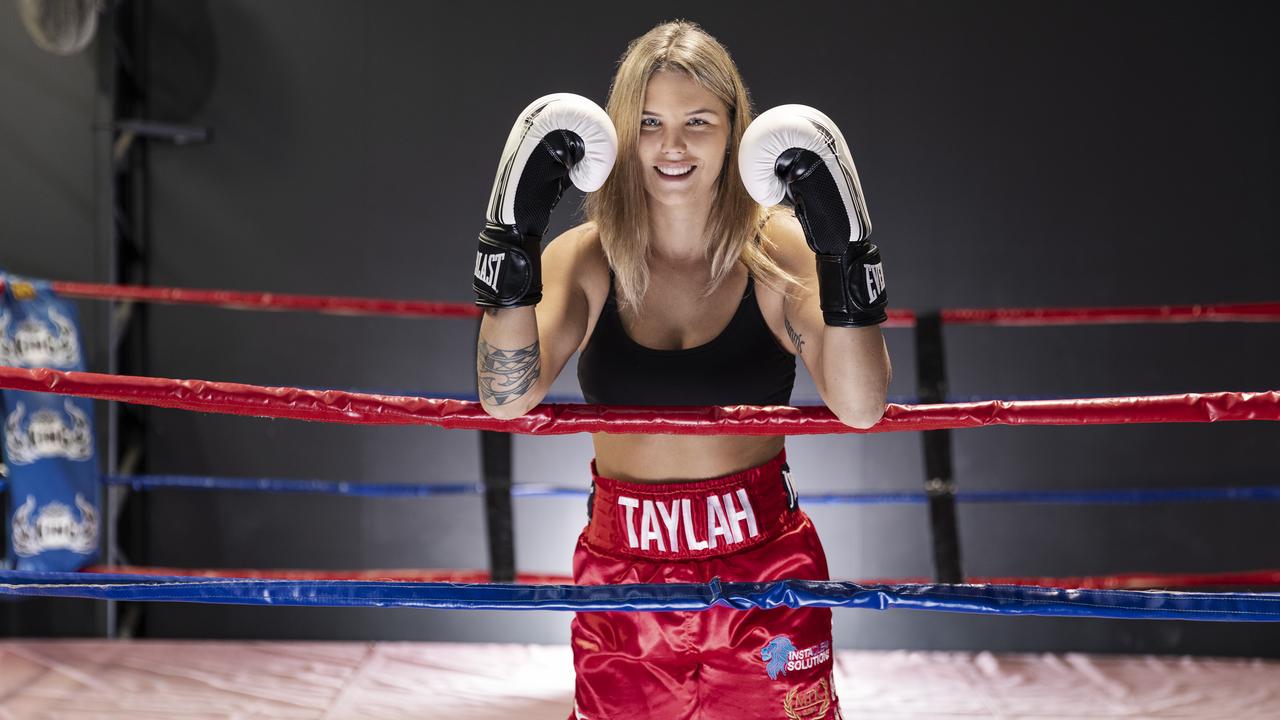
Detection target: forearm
<box><xmin>477</xmin><ymin>306</ymin><xmax>542</xmax><ymax>417</ymax></box>
<box><xmin>820</xmin><ymin>324</ymin><xmax>890</xmax><ymax>428</ymax></box>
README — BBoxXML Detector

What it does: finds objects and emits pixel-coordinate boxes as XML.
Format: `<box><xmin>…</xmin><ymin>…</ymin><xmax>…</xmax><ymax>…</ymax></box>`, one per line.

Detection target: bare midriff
<box><xmin>590</xmin><ymin>433</ymin><xmax>785</xmax><ymax>483</ymax></box>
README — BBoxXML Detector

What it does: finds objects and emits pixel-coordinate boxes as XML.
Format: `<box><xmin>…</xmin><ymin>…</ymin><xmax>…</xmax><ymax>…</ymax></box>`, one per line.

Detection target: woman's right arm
<box><xmin>477</xmin><ymin>226</ymin><xmax>591</xmax><ymax>418</ymax></box>
<box><xmin>469</xmin><ymin>94</ymin><xmax>614</xmax><ymax>418</ymax></box>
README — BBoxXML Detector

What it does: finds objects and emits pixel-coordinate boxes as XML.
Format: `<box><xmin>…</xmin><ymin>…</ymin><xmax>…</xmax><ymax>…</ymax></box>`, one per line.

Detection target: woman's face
<box><xmin>637</xmin><ymin>70</ymin><xmax>731</xmax><ymax>209</ymax></box>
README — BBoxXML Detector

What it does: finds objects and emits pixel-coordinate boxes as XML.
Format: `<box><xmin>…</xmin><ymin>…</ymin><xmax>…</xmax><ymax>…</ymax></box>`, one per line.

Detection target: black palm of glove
<box><xmin>777</xmin><ymin>147</ymin><xmax>887</xmax><ymax>327</ymax></box>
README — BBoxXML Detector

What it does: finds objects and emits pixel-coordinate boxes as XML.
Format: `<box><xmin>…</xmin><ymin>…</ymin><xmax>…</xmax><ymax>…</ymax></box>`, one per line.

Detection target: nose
<box><xmin>660</xmin><ymin>125</ymin><xmax>687</xmax><ymax>157</ymax></box>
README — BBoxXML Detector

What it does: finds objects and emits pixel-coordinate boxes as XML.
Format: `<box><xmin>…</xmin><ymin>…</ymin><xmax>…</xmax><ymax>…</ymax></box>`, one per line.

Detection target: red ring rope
<box><xmin>4</xmin><ymin>278</ymin><xmax>1276</xmax><ymax>327</ymax></box>
<box><xmin>1</xmin><ymin>367</ymin><xmax>1275</xmax><ymax>434</ymax></box>
<box><xmin>939</xmin><ymin>302</ymin><xmax>1280</xmax><ymax>326</ymax></box>
<box><xmin>48</xmin><ymin>280</ymin><xmax>481</xmax><ymax>319</ymax></box>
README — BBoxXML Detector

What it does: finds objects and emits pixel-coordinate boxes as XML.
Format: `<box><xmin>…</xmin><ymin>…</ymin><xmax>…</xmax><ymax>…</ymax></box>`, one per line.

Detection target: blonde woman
<box><xmin>474</xmin><ymin>20</ymin><xmax>889</xmax><ymax>719</ymax></box>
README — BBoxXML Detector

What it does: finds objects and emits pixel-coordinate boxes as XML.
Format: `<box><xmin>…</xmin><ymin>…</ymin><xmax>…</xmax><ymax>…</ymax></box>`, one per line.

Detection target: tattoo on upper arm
<box><xmin>785</xmin><ymin>316</ymin><xmax>805</xmax><ymax>355</ymax></box>
<box><xmin>477</xmin><ymin>338</ymin><xmax>541</xmax><ymax>406</ymax></box>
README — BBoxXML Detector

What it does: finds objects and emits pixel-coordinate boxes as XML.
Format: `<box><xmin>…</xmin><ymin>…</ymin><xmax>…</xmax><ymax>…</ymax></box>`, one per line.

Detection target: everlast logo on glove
<box><xmin>863</xmin><ymin>262</ymin><xmax>885</xmax><ymax>302</ymax></box>
<box><xmin>474</xmin><ymin>251</ymin><xmax>504</xmax><ymax>293</ymax></box>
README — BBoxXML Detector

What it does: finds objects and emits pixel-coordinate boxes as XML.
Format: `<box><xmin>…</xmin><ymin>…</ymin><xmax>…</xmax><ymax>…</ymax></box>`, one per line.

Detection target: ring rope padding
<box><xmin>0</xmin><ymin>367</ymin><xmax>1276</xmax><ymax>435</ymax></box>
<box><xmin>2</xmin><ymin>570</ymin><xmax>1279</xmax><ymax>621</ymax></box>
<box><xmin>84</xmin><ymin>565</ymin><xmax>1280</xmax><ymax>591</ymax></box>
<box><xmin>100</xmin><ymin>474</ymin><xmax>1280</xmax><ymax>506</ymax></box>
<box><xmin>25</xmin><ymin>279</ymin><xmax>1280</xmax><ymax>327</ymax></box>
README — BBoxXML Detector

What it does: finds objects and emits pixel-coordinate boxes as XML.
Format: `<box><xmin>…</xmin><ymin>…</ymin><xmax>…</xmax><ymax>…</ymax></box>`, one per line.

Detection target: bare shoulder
<box><xmin>760</xmin><ymin>210</ymin><xmax>813</xmax><ymax>277</ymax></box>
<box><xmin>543</xmin><ymin>222</ymin><xmax>608</xmax><ymax>294</ymax></box>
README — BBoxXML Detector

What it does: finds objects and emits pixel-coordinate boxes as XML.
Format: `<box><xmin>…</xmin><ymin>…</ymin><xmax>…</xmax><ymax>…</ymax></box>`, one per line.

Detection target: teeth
<box><xmin>657</xmin><ymin>165</ymin><xmax>694</xmax><ymax>176</ymax></box>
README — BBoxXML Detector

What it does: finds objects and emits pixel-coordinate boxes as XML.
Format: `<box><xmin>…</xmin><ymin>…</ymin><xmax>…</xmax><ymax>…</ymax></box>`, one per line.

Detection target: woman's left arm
<box><xmin>741</xmin><ymin>105</ymin><xmax>892</xmax><ymax>429</ymax></box>
<box><xmin>772</xmin><ymin>214</ymin><xmax>891</xmax><ymax>429</ymax></box>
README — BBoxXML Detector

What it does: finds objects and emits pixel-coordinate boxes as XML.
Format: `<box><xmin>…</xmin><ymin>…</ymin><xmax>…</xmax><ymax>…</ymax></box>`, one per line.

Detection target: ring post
<box><xmin>480</xmin><ymin>430</ymin><xmax>516</xmax><ymax>582</ymax></box>
<box><xmin>915</xmin><ymin>311</ymin><xmax>963</xmax><ymax>583</ymax></box>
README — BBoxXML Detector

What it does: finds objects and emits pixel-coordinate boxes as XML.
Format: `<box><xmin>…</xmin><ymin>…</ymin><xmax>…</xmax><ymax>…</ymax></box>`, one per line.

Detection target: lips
<box><xmin>654</xmin><ymin>164</ymin><xmax>697</xmax><ymax>181</ymax></box>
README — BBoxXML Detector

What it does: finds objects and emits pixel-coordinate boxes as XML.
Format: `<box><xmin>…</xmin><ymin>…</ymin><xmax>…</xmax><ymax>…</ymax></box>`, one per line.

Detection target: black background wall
<box><xmin>2</xmin><ymin>1</ymin><xmax>1278</xmax><ymax>654</ymax></box>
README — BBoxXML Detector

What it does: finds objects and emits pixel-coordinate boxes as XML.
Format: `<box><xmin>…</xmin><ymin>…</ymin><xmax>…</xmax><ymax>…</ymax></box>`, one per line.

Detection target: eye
<box><xmin>688</xmin><ymin>117</ymin><xmax>709</xmax><ymax>126</ymax></box>
<box><xmin>641</xmin><ymin>117</ymin><xmax>659</xmax><ymax>128</ymax></box>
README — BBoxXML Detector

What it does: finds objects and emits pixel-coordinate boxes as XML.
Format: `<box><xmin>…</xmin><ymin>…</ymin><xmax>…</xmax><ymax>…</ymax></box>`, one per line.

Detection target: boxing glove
<box><xmin>739</xmin><ymin>105</ymin><xmax>885</xmax><ymax>327</ymax></box>
<box><xmin>473</xmin><ymin>93</ymin><xmax>617</xmax><ymax>308</ymax></box>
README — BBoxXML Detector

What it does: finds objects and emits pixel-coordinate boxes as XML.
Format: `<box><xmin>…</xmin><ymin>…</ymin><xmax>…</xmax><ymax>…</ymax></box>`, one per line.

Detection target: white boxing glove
<box><xmin>740</xmin><ymin>105</ymin><xmax>884</xmax><ymax>327</ymax></box>
<box><xmin>474</xmin><ymin>93</ymin><xmax>617</xmax><ymax>308</ymax></box>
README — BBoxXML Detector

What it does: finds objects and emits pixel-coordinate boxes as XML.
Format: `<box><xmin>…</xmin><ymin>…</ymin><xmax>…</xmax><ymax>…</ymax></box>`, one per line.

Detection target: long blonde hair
<box><xmin>585</xmin><ymin>20</ymin><xmax>803</xmax><ymax>312</ymax></box>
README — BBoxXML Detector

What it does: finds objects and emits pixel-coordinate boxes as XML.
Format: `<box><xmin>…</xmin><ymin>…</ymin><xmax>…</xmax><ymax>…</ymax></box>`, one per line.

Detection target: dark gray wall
<box><xmin>3</xmin><ymin>1</ymin><xmax>1278</xmax><ymax>654</ymax></box>
<box><xmin>1</xmin><ymin>0</ymin><xmax>111</xmax><ymax>636</ymax></box>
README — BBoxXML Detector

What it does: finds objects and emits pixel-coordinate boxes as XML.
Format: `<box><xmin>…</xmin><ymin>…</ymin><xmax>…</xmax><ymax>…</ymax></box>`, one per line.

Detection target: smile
<box><xmin>655</xmin><ymin>164</ymin><xmax>696</xmax><ymax>178</ymax></box>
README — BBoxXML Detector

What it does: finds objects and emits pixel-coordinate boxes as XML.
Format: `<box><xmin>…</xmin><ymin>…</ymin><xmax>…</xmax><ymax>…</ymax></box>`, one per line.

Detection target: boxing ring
<box><xmin>3</xmin><ymin>276</ymin><xmax>1280</xmax><ymax>718</ymax></box>
<box><xmin>3</xmin><ymin>641</ymin><xmax>1279</xmax><ymax>718</ymax></box>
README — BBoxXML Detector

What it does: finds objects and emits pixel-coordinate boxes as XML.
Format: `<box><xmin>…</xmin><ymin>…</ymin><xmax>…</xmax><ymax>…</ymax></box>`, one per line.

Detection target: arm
<box><xmin>477</xmin><ymin>228</ymin><xmax>591</xmax><ymax>418</ymax></box>
<box><xmin>468</xmin><ymin>93</ymin><xmax>615</xmax><ymax>418</ymax></box>
<box><xmin>769</xmin><ymin>214</ymin><xmax>891</xmax><ymax>428</ymax></box>
<box><xmin>742</xmin><ymin>106</ymin><xmax>891</xmax><ymax>429</ymax></box>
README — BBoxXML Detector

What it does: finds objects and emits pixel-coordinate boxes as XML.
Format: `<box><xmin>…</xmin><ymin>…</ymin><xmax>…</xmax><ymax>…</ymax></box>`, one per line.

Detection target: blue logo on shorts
<box><xmin>760</xmin><ymin>635</ymin><xmax>797</xmax><ymax>680</ymax></box>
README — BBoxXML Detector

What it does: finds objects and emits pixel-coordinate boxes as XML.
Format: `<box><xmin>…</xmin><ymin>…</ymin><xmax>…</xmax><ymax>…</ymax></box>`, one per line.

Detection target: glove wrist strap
<box><xmin>473</xmin><ymin>224</ymin><xmax>543</xmax><ymax>308</ymax></box>
<box><xmin>816</xmin><ymin>242</ymin><xmax>887</xmax><ymax>327</ymax></box>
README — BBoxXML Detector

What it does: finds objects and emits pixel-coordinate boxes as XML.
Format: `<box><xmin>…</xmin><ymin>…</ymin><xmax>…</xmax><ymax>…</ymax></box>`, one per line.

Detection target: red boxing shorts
<box><xmin>570</xmin><ymin>448</ymin><xmax>841</xmax><ymax>720</ymax></box>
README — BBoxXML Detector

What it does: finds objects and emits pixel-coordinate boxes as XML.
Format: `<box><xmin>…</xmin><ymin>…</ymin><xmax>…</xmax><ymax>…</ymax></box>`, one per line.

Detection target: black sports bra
<box><xmin>577</xmin><ymin>270</ymin><xmax>796</xmax><ymax>407</ymax></box>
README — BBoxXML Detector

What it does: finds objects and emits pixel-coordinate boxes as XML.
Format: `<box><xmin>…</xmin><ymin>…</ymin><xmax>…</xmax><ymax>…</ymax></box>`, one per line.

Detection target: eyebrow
<box><xmin>642</xmin><ymin>109</ymin><xmax>717</xmax><ymax>116</ymax></box>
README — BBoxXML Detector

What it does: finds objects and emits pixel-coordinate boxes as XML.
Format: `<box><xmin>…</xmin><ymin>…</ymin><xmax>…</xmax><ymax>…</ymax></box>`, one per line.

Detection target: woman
<box><xmin>473</xmin><ymin>20</ymin><xmax>890</xmax><ymax>720</ymax></box>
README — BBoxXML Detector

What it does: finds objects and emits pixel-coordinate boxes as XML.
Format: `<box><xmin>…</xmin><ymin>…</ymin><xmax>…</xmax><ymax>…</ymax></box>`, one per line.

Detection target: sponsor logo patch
<box><xmin>760</xmin><ymin>636</ymin><xmax>832</xmax><ymax>680</ymax></box>
<box><xmin>783</xmin><ymin>677</ymin><xmax>834</xmax><ymax>719</ymax></box>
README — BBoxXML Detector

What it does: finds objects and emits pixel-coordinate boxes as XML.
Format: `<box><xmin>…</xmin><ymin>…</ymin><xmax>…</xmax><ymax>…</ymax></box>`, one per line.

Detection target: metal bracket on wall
<box><xmin>914</xmin><ymin>311</ymin><xmax>964</xmax><ymax>584</ymax></box>
<box><xmin>99</xmin><ymin>0</ymin><xmax>209</xmax><ymax>641</ymax></box>
<box><xmin>112</xmin><ymin>119</ymin><xmax>212</xmax><ymax>147</ymax></box>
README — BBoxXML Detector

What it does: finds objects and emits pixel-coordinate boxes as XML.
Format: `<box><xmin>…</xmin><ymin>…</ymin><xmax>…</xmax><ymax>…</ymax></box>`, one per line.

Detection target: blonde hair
<box><xmin>584</xmin><ymin>20</ymin><xmax>803</xmax><ymax>312</ymax></box>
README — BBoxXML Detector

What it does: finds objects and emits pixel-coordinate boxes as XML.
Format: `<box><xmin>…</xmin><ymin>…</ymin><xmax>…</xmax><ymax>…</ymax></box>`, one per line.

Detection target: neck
<box><xmin>647</xmin><ymin>198</ymin><xmax>713</xmax><ymax>265</ymax></box>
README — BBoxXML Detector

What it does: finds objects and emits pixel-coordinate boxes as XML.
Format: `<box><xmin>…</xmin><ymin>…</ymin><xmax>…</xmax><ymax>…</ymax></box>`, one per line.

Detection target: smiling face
<box><xmin>637</xmin><ymin>69</ymin><xmax>731</xmax><ymax>209</ymax></box>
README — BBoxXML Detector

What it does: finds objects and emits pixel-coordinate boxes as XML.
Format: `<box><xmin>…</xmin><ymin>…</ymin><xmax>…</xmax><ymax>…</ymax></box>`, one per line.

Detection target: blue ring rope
<box><xmin>104</xmin><ymin>475</ymin><xmax>480</xmax><ymax>497</ymax></box>
<box><xmin>1</xmin><ymin>570</ymin><xmax>1277</xmax><ymax>621</ymax></box>
<box><xmin>104</xmin><ymin>475</ymin><xmax>1280</xmax><ymax>506</ymax></box>
<box><xmin>804</xmin><ymin>486</ymin><xmax>1280</xmax><ymax>506</ymax></box>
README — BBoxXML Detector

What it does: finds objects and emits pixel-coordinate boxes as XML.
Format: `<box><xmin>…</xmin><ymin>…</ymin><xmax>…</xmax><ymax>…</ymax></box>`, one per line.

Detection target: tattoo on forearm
<box><xmin>477</xmin><ymin>339</ymin><xmax>541</xmax><ymax>406</ymax></box>
<box><xmin>785</xmin><ymin>316</ymin><xmax>805</xmax><ymax>355</ymax></box>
